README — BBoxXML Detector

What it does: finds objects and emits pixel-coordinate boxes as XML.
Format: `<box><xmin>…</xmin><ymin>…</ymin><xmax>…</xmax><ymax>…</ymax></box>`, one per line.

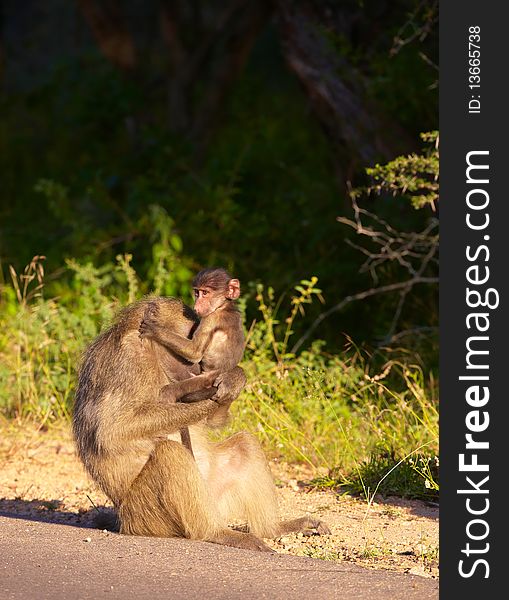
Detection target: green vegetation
<box><xmin>0</xmin><ymin>2</ymin><xmax>438</xmax><ymax>501</ymax></box>
<box><xmin>1</xmin><ymin>2</ymin><xmax>438</xmax><ymax>348</ymax></box>
<box><xmin>358</xmin><ymin>132</ymin><xmax>439</xmax><ymax>211</ymax></box>
<box><xmin>0</xmin><ymin>230</ymin><xmax>438</xmax><ymax>501</ymax></box>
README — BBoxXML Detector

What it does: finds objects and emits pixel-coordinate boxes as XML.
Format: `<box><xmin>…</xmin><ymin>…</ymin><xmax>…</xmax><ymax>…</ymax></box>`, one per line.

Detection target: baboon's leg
<box><xmin>205</xmin><ymin>432</ymin><xmax>331</xmax><ymax>538</ymax></box>
<box><xmin>206</xmin><ymin>432</ymin><xmax>281</xmax><ymax>538</ymax></box>
<box><xmin>207</xmin><ymin>402</ymin><xmax>232</xmax><ymax>428</ymax></box>
<box><xmin>119</xmin><ymin>440</ymin><xmax>214</xmax><ymax>538</ymax></box>
<box><xmin>159</xmin><ymin>371</ymin><xmax>217</xmax><ymax>403</ymax></box>
<box><xmin>118</xmin><ymin>440</ymin><xmax>272</xmax><ymax>551</ymax></box>
<box><xmin>159</xmin><ymin>372</ymin><xmax>219</xmax><ymax>458</ymax></box>
<box><xmin>232</xmin><ymin>516</ymin><xmax>331</xmax><ymax>537</ymax></box>
<box><xmin>179</xmin><ymin>427</ymin><xmax>194</xmax><ymax>459</ymax></box>
<box><xmin>179</xmin><ymin>387</ymin><xmax>218</xmax><ymax>403</ymax></box>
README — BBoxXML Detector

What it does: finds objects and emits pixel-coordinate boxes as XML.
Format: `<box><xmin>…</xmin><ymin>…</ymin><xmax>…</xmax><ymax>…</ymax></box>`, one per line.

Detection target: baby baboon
<box><xmin>139</xmin><ymin>268</ymin><xmax>246</xmax><ymax>455</ymax></box>
<box><xmin>73</xmin><ymin>297</ymin><xmax>329</xmax><ymax>551</ymax></box>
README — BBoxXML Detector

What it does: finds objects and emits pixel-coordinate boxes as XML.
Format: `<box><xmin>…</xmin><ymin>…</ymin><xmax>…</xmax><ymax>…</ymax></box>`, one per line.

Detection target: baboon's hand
<box><xmin>211</xmin><ymin>367</ymin><xmax>246</xmax><ymax>406</ymax></box>
<box><xmin>139</xmin><ymin>303</ymin><xmax>159</xmax><ymax>339</ymax></box>
<box><xmin>203</xmin><ymin>369</ymin><xmax>221</xmax><ymax>388</ymax></box>
<box><xmin>210</xmin><ymin>373</ymin><xmax>232</xmax><ymax>406</ymax></box>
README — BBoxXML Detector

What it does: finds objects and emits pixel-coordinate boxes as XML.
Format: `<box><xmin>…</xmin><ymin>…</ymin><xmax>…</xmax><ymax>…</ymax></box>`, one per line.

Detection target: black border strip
<box><xmin>440</xmin><ymin>2</ymin><xmax>509</xmax><ymax>595</ymax></box>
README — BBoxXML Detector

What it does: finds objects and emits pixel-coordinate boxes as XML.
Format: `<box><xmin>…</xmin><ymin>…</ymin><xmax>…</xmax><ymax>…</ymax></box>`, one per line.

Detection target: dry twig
<box><xmin>291</xmin><ymin>198</ymin><xmax>438</xmax><ymax>352</ymax></box>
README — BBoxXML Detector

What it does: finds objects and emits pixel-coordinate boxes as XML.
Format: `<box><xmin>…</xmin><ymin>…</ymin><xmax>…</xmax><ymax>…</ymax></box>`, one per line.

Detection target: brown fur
<box><xmin>139</xmin><ymin>269</ymin><xmax>246</xmax><ymax>458</ymax></box>
<box><xmin>73</xmin><ymin>297</ymin><xmax>329</xmax><ymax>551</ymax></box>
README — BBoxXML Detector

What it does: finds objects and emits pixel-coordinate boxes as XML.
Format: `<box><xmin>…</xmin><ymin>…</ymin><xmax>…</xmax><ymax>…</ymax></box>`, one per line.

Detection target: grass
<box><xmin>0</xmin><ymin>255</ymin><xmax>439</xmax><ymax>501</ymax></box>
<box><xmin>303</xmin><ymin>547</ymin><xmax>344</xmax><ymax>561</ymax></box>
<box><xmin>418</xmin><ymin>543</ymin><xmax>439</xmax><ymax>568</ymax></box>
<box><xmin>339</xmin><ymin>450</ymin><xmax>439</xmax><ymax>502</ymax></box>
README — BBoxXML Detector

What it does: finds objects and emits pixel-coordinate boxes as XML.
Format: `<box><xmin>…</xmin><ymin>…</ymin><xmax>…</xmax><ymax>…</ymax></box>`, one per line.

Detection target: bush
<box><xmin>0</xmin><ymin>251</ymin><xmax>438</xmax><ymax>500</ymax></box>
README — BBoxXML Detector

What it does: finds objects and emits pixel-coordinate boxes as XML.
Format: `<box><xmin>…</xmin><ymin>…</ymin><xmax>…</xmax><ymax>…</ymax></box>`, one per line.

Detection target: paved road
<box><xmin>0</xmin><ymin>516</ymin><xmax>438</xmax><ymax>600</ymax></box>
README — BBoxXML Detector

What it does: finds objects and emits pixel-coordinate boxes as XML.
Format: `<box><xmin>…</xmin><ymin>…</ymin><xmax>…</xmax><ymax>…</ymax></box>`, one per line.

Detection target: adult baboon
<box><xmin>73</xmin><ymin>297</ymin><xmax>329</xmax><ymax>551</ymax></box>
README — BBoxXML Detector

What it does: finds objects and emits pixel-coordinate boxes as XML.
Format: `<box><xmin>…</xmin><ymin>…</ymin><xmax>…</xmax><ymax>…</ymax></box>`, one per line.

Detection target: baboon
<box><xmin>139</xmin><ymin>268</ymin><xmax>245</xmax><ymax>456</ymax></box>
<box><xmin>73</xmin><ymin>297</ymin><xmax>330</xmax><ymax>552</ymax></box>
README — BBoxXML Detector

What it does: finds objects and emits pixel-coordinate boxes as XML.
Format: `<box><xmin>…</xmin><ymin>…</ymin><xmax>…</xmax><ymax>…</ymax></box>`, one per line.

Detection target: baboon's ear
<box><xmin>227</xmin><ymin>279</ymin><xmax>240</xmax><ymax>300</ymax></box>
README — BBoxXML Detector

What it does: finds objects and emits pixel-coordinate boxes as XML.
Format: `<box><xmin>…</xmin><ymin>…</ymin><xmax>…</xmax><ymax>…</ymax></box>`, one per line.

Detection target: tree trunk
<box><xmin>275</xmin><ymin>0</ymin><xmax>413</xmax><ymax>173</ymax></box>
<box><xmin>191</xmin><ymin>0</ymin><xmax>272</xmax><ymax>142</ymax></box>
<box><xmin>76</xmin><ymin>0</ymin><xmax>137</xmax><ymax>72</ymax></box>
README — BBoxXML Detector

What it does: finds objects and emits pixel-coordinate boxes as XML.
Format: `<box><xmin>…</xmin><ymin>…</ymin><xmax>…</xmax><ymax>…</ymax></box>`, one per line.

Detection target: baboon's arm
<box><xmin>150</xmin><ymin>325</ymin><xmax>212</xmax><ymax>363</ymax></box>
<box><xmin>121</xmin><ymin>398</ymin><xmax>219</xmax><ymax>440</ymax></box>
<box><xmin>141</xmin><ymin>316</ymin><xmax>215</xmax><ymax>364</ymax></box>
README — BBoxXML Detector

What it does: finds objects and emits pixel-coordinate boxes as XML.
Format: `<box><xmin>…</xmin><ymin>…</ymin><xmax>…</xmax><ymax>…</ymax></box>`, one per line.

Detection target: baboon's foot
<box><xmin>209</xmin><ymin>529</ymin><xmax>274</xmax><ymax>553</ymax></box>
<box><xmin>279</xmin><ymin>515</ymin><xmax>331</xmax><ymax>536</ymax></box>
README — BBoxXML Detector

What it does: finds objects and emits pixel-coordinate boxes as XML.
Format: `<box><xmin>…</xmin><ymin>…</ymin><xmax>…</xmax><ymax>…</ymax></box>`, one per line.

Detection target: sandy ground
<box><xmin>0</xmin><ymin>425</ymin><xmax>438</xmax><ymax>579</ymax></box>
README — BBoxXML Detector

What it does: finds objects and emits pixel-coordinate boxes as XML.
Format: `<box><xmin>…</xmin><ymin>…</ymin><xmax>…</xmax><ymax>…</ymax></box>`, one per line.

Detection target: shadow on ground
<box><xmin>0</xmin><ymin>497</ymin><xmax>115</xmax><ymax>529</ymax></box>
<box><xmin>296</xmin><ymin>480</ymin><xmax>439</xmax><ymax>520</ymax></box>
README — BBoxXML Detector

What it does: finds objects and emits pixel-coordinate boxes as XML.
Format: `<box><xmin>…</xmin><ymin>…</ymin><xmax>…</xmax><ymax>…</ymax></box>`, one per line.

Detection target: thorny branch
<box><xmin>390</xmin><ymin>0</ymin><xmax>438</xmax><ymax>86</ymax></box>
<box><xmin>339</xmin><ymin>197</ymin><xmax>439</xmax><ymax>285</ymax></box>
<box><xmin>390</xmin><ymin>0</ymin><xmax>438</xmax><ymax>57</ymax></box>
<box><xmin>291</xmin><ymin>197</ymin><xmax>438</xmax><ymax>353</ymax></box>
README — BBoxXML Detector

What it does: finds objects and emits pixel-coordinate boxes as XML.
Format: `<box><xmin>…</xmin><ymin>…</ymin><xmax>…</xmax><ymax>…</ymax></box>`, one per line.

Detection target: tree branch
<box><xmin>291</xmin><ymin>277</ymin><xmax>438</xmax><ymax>354</ymax></box>
<box><xmin>292</xmin><ymin>191</ymin><xmax>438</xmax><ymax>353</ymax></box>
